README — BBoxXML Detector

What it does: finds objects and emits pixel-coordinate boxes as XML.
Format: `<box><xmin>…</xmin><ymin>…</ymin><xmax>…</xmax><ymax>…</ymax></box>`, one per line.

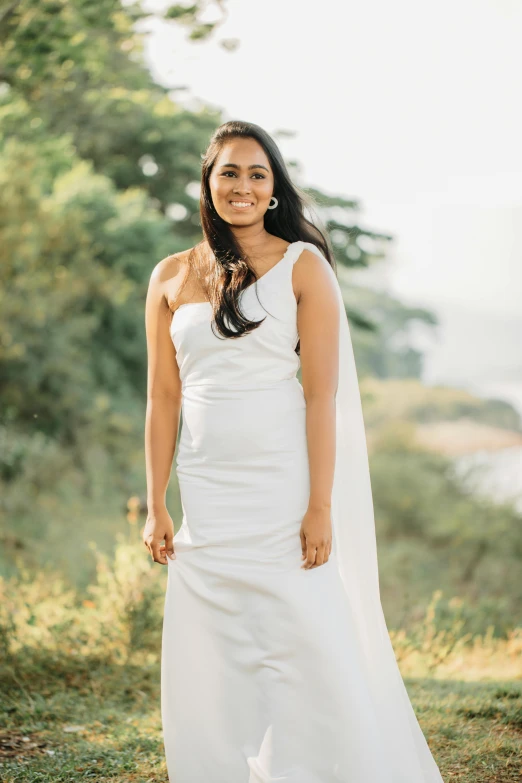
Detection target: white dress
<box><xmin>161</xmin><ymin>241</ymin><xmax>445</xmax><ymax>782</ymax></box>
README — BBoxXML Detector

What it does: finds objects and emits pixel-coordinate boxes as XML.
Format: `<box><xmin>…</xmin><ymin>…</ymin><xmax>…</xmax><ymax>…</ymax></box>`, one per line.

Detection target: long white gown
<box><xmin>161</xmin><ymin>240</ymin><xmax>445</xmax><ymax>782</ymax></box>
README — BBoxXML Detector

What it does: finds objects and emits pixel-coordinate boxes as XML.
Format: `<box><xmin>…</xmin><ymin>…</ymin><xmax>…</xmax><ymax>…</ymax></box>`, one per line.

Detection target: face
<box><xmin>208</xmin><ymin>137</ymin><xmax>275</xmax><ymax>225</ymax></box>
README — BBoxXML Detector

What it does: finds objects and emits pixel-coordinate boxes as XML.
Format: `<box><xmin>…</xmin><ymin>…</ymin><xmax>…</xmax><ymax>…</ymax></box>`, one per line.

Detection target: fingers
<box><xmin>301</xmin><ymin>538</ymin><xmax>332</xmax><ymax>569</ymax></box>
<box><xmin>153</xmin><ymin>542</ymin><xmax>167</xmax><ymax>565</ymax></box>
<box><xmin>302</xmin><ymin>544</ymin><xmax>317</xmax><ymax>569</ymax></box>
<box><xmin>143</xmin><ymin>536</ymin><xmax>175</xmax><ymax>566</ymax></box>
<box><xmin>300</xmin><ymin>528</ymin><xmax>307</xmax><ymax>559</ymax></box>
<box><xmin>146</xmin><ymin>540</ymin><xmax>163</xmax><ymax>564</ymax></box>
<box><xmin>311</xmin><ymin>542</ymin><xmax>328</xmax><ymax>568</ymax></box>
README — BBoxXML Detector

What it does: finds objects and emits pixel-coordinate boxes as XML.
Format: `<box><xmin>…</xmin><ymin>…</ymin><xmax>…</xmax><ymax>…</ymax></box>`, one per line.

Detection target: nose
<box><xmin>232</xmin><ymin>176</ymin><xmax>252</xmax><ymax>194</ymax></box>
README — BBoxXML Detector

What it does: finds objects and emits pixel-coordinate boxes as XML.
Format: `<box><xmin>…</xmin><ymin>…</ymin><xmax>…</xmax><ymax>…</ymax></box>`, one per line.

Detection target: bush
<box><xmin>0</xmin><ymin>534</ymin><xmax>165</xmax><ymax>666</ymax></box>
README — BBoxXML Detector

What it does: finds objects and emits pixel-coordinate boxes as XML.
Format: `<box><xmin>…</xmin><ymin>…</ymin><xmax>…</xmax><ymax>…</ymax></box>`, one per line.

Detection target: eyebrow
<box><xmin>219</xmin><ymin>163</ymin><xmax>270</xmax><ymax>172</ymax></box>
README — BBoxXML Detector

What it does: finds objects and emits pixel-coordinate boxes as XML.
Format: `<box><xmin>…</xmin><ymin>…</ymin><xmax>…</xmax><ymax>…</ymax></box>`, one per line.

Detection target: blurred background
<box><xmin>1</xmin><ymin>1</ymin><xmax>521</xmax><ymax>779</ymax></box>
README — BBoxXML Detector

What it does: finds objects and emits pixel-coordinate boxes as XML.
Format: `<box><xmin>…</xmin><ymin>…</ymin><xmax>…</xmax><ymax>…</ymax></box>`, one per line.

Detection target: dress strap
<box><xmin>282</xmin><ymin>241</ymin><xmax>319</xmax><ymax>308</ymax></box>
<box><xmin>295</xmin><ymin>240</ymin><xmax>327</xmax><ymax>264</ymax></box>
<box><xmin>287</xmin><ymin>240</ymin><xmax>307</xmax><ymax>266</ymax></box>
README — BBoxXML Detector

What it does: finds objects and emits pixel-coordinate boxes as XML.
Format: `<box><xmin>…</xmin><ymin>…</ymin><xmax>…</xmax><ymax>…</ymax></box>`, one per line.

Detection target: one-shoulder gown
<box><xmin>161</xmin><ymin>241</ymin><xmax>445</xmax><ymax>782</ymax></box>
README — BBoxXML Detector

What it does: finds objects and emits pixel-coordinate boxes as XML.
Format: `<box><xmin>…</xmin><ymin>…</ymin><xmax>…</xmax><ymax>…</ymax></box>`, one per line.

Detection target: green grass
<box><xmin>1</xmin><ymin>655</ymin><xmax>166</xmax><ymax>782</ymax></box>
<box><xmin>1</xmin><ymin>654</ymin><xmax>520</xmax><ymax>782</ymax></box>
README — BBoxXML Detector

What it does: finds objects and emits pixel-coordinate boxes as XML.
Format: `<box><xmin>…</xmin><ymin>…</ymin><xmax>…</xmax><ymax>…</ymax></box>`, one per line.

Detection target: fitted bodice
<box><xmin>170</xmin><ymin>241</ymin><xmax>308</xmax><ymax>390</ymax></box>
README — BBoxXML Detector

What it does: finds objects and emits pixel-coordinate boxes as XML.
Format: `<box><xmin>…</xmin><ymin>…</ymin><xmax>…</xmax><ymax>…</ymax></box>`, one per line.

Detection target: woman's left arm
<box><xmin>294</xmin><ymin>249</ymin><xmax>340</xmax><ymax>570</ymax></box>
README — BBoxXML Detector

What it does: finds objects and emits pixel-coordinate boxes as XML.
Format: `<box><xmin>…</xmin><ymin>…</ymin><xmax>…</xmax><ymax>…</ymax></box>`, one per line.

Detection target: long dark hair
<box><xmin>193</xmin><ymin>120</ymin><xmax>335</xmax><ymax>348</ymax></box>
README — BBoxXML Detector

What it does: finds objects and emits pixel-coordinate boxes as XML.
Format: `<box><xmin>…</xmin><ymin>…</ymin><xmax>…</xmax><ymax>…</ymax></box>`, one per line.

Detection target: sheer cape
<box><xmin>304</xmin><ymin>241</ymin><xmax>445</xmax><ymax>782</ymax></box>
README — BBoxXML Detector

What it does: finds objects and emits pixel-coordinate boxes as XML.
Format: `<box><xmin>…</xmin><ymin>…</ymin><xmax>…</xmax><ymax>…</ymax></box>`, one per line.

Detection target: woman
<box><xmin>144</xmin><ymin>120</ymin><xmax>445</xmax><ymax>782</ymax></box>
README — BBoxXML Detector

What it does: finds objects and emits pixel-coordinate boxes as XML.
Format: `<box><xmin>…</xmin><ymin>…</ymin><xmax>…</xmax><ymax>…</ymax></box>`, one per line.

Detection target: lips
<box><xmin>229</xmin><ymin>200</ymin><xmax>254</xmax><ymax>208</ymax></box>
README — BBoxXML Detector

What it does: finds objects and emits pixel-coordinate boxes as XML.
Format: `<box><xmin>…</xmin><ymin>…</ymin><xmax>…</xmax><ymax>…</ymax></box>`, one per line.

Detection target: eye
<box><xmin>220</xmin><ymin>171</ymin><xmax>266</xmax><ymax>178</ymax></box>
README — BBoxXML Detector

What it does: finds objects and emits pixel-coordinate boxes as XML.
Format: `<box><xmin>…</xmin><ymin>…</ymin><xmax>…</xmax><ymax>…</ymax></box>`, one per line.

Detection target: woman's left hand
<box><xmin>300</xmin><ymin>506</ymin><xmax>332</xmax><ymax>569</ymax></box>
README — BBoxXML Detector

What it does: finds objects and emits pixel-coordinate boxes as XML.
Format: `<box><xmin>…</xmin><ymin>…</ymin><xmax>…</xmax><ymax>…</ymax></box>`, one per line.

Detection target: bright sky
<box><xmin>139</xmin><ymin>0</ymin><xmax>522</xmax><ymax>404</ymax></box>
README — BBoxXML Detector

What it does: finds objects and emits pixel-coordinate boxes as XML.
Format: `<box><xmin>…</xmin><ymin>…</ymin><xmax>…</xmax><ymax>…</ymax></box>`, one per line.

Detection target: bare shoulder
<box><xmin>294</xmin><ymin>247</ymin><xmax>332</xmax><ymax>273</ymax></box>
<box><xmin>293</xmin><ymin>247</ymin><xmax>337</xmax><ymax>304</ymax></box>
<box><xmin>149</xmin><ymin>247</ymin><xmax>194</xmax><ymax>286</ymax></box>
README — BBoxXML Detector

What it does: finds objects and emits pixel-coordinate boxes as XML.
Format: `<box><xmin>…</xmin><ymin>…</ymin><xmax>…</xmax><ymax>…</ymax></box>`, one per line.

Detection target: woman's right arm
<box><xmin>143</xmin><ymin>257</ymin><xmax>183</xmax><ymax>565</ymax></box>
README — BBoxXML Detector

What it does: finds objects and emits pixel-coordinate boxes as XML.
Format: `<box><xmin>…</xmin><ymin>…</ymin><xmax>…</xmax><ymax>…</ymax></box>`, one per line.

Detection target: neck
<box><xmin>230</xmin><ymin>223</ymin><xmax>272</xmax><ymax>257</ymax></box>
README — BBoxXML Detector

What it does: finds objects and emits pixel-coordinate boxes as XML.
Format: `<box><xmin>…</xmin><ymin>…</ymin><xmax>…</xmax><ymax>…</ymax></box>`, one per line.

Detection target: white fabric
<box><xmin>162</xmin><ymin>240</ymin><xmax>445</xmax><ymax>782</ymax></box>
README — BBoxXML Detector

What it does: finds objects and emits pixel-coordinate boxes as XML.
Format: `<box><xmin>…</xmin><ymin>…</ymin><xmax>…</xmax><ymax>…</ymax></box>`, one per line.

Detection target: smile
<box><xmin>229</xmin><ymin>201</ymin><xmax>254</xmax><ymax>208</ymax></box>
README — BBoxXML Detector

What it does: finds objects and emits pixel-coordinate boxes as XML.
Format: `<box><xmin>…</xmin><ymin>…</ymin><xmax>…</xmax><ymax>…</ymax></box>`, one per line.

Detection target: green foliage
<box><xmin>369</xmin><ymin>428</ymin><xmax>522</xmax><ymax>632</ymax></box>
<box><xmin>0</xmin><ymin>0</ymin><xmax>221</xmax><ymax>224</ymax></box>
<box><xmin>0</xmin><ymin>534</ymin><xmax>165</xmax><ymax>664</ymax></box>
<box><xmin>0</xmin><ymin>0</ymin><xmax>219</xmax><ymax>551</ymax></box>
<box><xmin>165</xmin><ymin>4</ymin><xmax>200</xmax><ymax>21</ymax></box>
<box><xmin>304</xmin><ymin>186</ymin><xmax>392</xmax><ymax>270</ymax></box>
<box><xmin>0</xmin><ymin>136</ymin><xmax>170</xmax><ymax>444</ymax></box>
<box><xmin>342</xmin><ymin>282</ymin><xmax>439</xmax><ymax>379</ymax></box>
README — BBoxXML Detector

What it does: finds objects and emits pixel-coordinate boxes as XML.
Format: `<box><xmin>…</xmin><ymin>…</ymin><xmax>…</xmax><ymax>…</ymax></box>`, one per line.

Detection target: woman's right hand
<box><xmin>142</xmin><ymin>505</ymin><xmax>176</xmax><ymax>565</ymax></box>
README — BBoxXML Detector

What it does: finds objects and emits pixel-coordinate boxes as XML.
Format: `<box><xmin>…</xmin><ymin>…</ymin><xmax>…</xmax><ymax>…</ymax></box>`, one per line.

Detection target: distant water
<box><xmin>454</xmin><ymin>446</ymin><xmax>522</xmax><ymax>512</ymax></box>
